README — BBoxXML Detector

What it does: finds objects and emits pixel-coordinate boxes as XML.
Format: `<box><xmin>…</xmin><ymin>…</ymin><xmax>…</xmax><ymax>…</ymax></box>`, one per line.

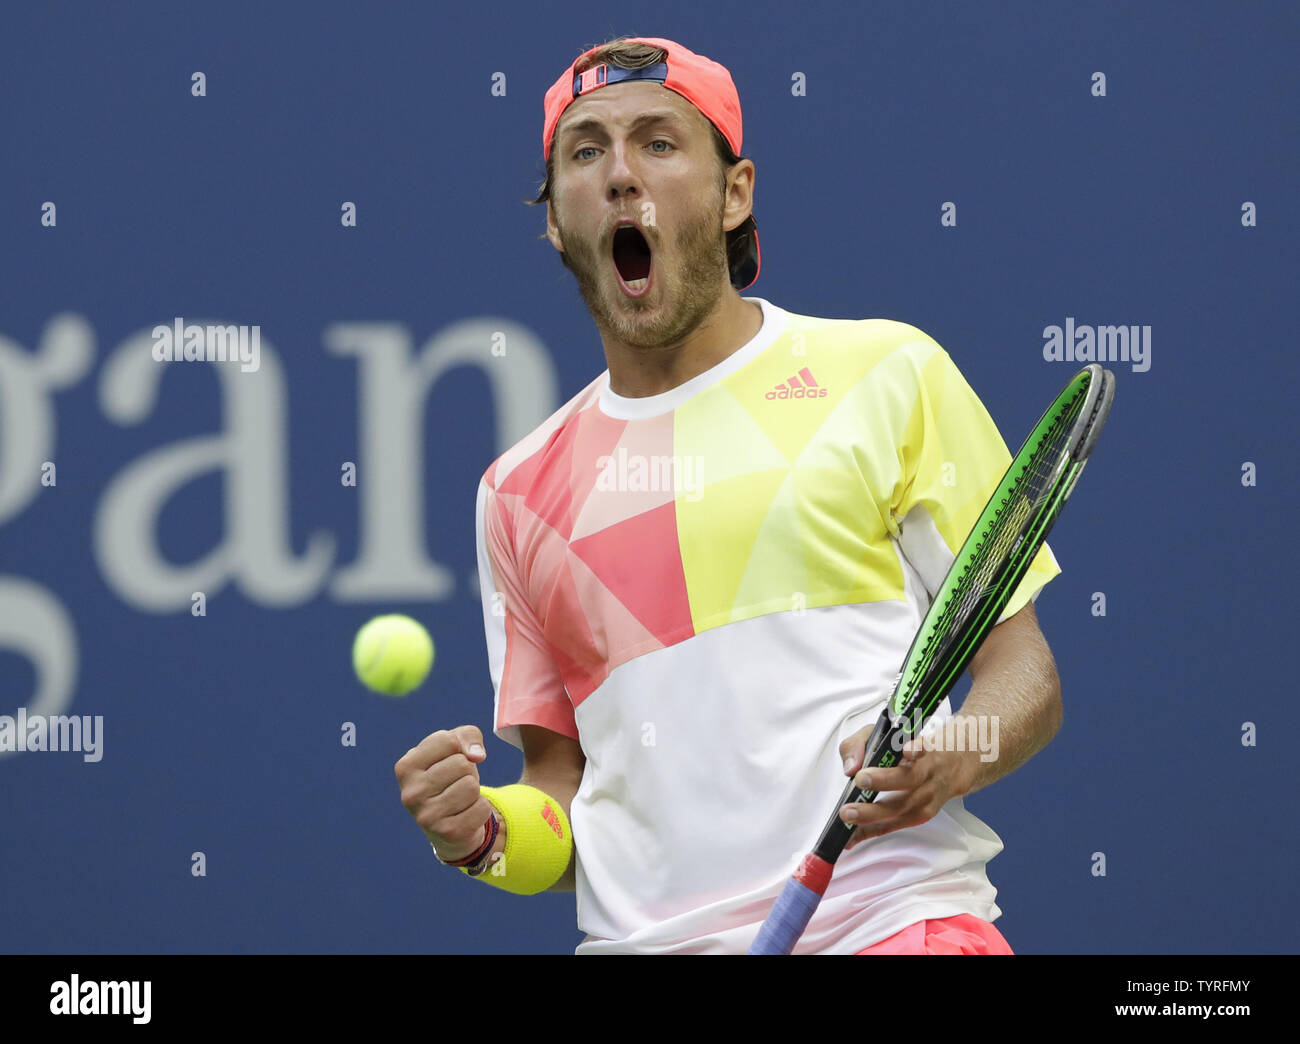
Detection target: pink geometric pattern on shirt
<box><xmin>489</xmin><ymin>401</ymin><xmax>693</xmax><ymax>707</ymax></box>
<box><xmin>557</xmin><ymin>548</ymin><xmax>668</xmax><ymax>703</ymax></box>
<box><xmin>568</xmin><ymin>500</ymin><xmax>694</xmax><ymax>650</ymax></box>
<box><xmin>571</xmin><ymin>411</ymin><xmax>677</xmax><ymax>540</ymax></box>
<box><xmin>497</xmin><ymin>404</ymin><xmax>628</xmax><ymax>542</ymax></box>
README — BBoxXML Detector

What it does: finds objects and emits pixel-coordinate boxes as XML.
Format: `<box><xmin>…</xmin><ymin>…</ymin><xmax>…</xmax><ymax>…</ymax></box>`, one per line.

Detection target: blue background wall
<box><xmin>1</xmin><ymin>1</ymin><xmax>1294</xmax><ymax>954</ymax></box>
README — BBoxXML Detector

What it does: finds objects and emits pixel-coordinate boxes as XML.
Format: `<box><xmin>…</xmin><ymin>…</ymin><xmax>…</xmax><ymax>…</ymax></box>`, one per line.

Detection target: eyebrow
<box><xmin>557</xmin><ymin>110</ymin><xmax>689</xmax><ymax>148</ymax></box>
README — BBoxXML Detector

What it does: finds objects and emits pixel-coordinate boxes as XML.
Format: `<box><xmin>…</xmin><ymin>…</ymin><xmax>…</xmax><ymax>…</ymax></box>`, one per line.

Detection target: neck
<box><xmin>602</xmin><ymin>292</ymin><xmax>764</xmax><ymax>398</ymax></box>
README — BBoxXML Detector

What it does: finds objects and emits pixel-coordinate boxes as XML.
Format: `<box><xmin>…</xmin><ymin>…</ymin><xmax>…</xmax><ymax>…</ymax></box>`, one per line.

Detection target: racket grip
<box><xmin>748</xmin><ymin>855</ymin><xmax>833</xmax><ymax>955</ymax></box>
<box><xmin>810</xmin><ymin>708</ymin><xmax>895</xmax><ymax>862</ymax></box>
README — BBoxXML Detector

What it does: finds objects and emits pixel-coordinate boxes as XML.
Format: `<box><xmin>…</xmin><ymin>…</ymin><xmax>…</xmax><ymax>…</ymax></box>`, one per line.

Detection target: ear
<box><xmin>546</xmin><ymin>199</ymin><xmax>564</xmax><ymax>253</ymax></box>
<box><xmin>722</xmin><ymin>159</ymin><xmax>756</xmax><ymax>235</ymax></box>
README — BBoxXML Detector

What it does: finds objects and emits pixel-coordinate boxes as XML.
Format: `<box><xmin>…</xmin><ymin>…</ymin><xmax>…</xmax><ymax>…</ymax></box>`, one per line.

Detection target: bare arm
<box><xmin>959</xmin><ymin>600</ymin><xmax>1062</xmax><ymax>793</ymax></box>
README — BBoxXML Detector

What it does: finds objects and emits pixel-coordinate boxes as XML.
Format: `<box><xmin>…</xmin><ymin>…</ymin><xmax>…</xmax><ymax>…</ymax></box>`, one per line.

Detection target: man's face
<box><xmin>546</xmin><ymin>81</ymin><xmax>745</xmax><ymax>349</ymax></box>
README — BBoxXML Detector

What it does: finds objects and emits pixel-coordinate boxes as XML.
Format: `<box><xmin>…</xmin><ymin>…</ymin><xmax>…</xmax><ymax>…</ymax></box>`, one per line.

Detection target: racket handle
<box><xmin>811</xmin><ymin>708</ymin><xmax>894</xmax><ymax>862</ymax></box>
<box><xmin>748</xmin><ymin>855</ymin><xmax>833</xmax><ymax>955</ymax></box>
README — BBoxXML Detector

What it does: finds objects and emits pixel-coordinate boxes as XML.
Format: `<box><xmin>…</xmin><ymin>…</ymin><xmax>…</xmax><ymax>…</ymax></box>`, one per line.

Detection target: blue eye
<box><xmin>573</xmin><ymin>140</ymin><xmax>673</xmax><ymax>161</ymax></box>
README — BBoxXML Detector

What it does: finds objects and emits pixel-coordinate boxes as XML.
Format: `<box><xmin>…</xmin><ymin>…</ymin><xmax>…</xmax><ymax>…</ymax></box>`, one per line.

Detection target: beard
<box><xmin>552</xmin><ymin>184</ymin><xmax>730</xmax><ymax>350</ymax></box>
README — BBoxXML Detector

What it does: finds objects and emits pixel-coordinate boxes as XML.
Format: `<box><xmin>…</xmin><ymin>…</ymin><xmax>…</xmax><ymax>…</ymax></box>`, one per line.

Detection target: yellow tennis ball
<box><xmin>352</xmin><ymin>614</ymin><xmax>435</xmax><ymax>696</ymax></box>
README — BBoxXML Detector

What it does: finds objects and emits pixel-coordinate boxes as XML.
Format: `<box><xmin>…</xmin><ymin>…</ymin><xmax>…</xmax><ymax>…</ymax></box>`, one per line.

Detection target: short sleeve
<box><xmin>890</xmin><ymin>341</ymin><xmax>1061</xmax><ymax>625</ymax></box>
<box><xmin>476</xmin><ymin>478</ymin><xmax>579</xmax><ymax>750</ymax></box>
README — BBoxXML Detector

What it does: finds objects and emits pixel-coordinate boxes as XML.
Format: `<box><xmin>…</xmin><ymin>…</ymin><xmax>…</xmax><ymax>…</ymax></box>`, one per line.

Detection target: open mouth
<box><xmin>612</xmin><ymin>225</ymin><xmax>653</xmax><ymax>295</ymax></box>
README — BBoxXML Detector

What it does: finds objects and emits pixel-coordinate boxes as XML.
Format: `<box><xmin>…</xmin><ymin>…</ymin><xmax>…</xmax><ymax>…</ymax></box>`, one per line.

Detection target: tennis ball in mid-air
<box><xmin>353</xmin><ymin>614</ymin><xmax>435</xmax><ymax>696</ymax></box>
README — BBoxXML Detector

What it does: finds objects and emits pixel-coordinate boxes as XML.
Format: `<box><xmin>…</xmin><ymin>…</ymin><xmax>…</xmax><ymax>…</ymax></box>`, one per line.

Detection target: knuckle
<box><xmin>432</xmin><ymin>775</ymin><xmax>476</xmax><ymax>813</ymax></box>
<box><xmin>452</xmin><ymin>774</ymin><xmax>482</xmax><ymax>801</ymax></box>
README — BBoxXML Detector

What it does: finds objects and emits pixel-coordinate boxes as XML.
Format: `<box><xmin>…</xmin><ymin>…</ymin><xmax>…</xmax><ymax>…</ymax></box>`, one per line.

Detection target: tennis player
<box><xmin>395</xmin><ymin>35</ymin><xmax>1064</xmax><ymax>954</ymax></box>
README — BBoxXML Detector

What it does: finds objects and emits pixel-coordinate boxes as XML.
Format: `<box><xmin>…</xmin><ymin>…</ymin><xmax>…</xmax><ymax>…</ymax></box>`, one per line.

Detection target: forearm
<box><xmin>954</xmin><ymin>627</ymin><xmax>1062</xmax><ymax>795</ymax></box>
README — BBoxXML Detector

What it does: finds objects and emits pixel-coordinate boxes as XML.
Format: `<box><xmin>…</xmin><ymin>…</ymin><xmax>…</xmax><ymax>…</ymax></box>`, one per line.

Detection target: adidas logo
<box><xmin>541</xmin><ymin>802</ymin><xmax>564</xmax><ymax>839</ymax></box>
<box><xmin>765</xmin><ymin>366</ymin><xmax>828</xmax><ymax>400</ymax></box>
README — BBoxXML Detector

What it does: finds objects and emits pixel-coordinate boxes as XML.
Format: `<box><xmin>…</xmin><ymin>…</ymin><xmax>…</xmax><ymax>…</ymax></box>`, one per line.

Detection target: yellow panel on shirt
<box><xmin>674</xmin><ymin>314</ymin><xmax>1060</xmax><ymax>631</ymax></box>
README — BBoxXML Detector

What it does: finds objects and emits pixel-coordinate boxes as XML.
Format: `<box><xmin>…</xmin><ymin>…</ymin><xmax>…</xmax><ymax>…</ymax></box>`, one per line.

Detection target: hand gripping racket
<box><xmin>749</xmin><ymin>363</ymin><xmax>1115</xmax><ymax>955</ymax></box>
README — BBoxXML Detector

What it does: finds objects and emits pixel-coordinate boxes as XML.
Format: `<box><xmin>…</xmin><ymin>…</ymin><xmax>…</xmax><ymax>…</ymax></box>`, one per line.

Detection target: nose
<box><xmin>604</xmin><ymin>142</ymin><xmax>643</xmax><ymax>201</ymax></box>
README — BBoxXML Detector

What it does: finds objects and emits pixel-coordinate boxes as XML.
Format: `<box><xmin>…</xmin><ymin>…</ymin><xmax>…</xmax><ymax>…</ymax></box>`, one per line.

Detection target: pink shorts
<box><xmin>854</xmin><ymin>914</ymin><xmax>1013</xmax><ymax>955</ymax></box>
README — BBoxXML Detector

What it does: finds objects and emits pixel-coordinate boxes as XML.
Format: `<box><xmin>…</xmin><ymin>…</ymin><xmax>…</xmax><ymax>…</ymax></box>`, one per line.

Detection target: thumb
<box><xmin>454</xmin><ymin>724</ymin><xmax>487</xmax><ymax>762</ymax></box>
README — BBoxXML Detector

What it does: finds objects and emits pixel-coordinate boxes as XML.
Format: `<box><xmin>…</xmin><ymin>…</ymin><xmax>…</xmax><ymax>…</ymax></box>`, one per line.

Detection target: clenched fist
<box><xmin>395</xmin><ymin>725</ymin><xmax>497</xmax><ymax>863</ymax></box>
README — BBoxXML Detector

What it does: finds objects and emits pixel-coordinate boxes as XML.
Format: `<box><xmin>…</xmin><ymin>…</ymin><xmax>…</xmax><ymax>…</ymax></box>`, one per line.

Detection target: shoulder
<box><xmin>480</xmin><ymin>370</ymin><xmax>607</xmax><ymax>494</ymax></box>
<box><xmin>759</xmin><ymin>300</ymin><xmax>954</xmax><ymax>398</ymax></box>
<box><xmin>768</xmin><ymin>300</ymin><xmax>946</xmax><ymax>364</ymax></box>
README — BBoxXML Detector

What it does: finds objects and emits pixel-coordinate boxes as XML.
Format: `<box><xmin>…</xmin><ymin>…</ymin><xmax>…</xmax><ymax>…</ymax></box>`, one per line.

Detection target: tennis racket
<box><xmin>749</xmin><ymin>362</ymin><xmax>1116</xmax><ymax>955</ymax></box>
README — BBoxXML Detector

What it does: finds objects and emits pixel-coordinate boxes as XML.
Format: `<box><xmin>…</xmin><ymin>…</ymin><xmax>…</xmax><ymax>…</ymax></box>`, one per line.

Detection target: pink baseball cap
<box><xmin>542</xmin><ymin>37</ymin><xmax>761</xmax><ymax>291</ymax></box>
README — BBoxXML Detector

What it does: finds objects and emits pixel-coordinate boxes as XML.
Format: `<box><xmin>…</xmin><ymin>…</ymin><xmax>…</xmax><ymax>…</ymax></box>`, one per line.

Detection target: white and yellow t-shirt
<box><xmin>474</xmin><ymin>296</ymin><xmax>1059</xmax><ymax>954</ymax></box>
